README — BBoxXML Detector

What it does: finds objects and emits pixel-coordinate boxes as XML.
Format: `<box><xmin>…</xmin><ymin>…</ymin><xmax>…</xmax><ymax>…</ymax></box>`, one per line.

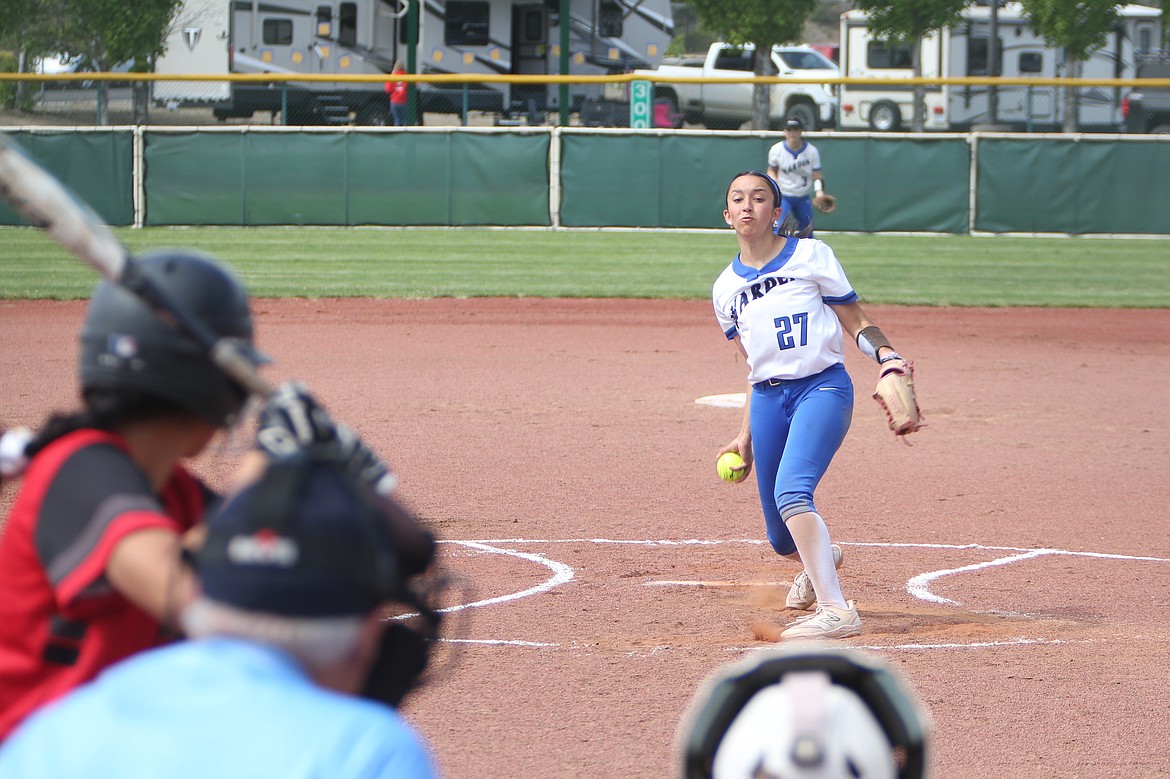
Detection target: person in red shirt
<box><xmin>386</xmin><ymin>60</ymin><xmax>408</xmax><ymax>126</ymax></box>
<box><xmin>0</xmin><ymin>249</ymin><xmax>397</xmax><ymax>742</ymax></box>
<box><xmin>0</xmin><ymin>249</ymin><xmax>268</xmax><ymax>741</ymax></box>
<box><xmin>4</xmin><ymin>247</ymin><xmax>403</xmax><ymax>740</ymax></box>
<box><xmin>0</xmin><ymin>247</ymin><xmax>403</xmax><ymax>743</ymax></box>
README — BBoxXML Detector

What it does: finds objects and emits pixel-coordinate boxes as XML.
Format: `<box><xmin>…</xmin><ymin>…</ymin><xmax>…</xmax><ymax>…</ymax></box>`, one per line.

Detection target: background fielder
<box><xmin>767</xmin><ymin>118</ymin><xmax>832</xmax><ymax>238</ymax></box>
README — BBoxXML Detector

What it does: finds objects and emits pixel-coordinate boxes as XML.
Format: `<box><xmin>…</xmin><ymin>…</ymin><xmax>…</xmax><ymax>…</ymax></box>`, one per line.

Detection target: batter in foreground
<box><xmin>712</xmin><ymin>170</ymin><xmax>923</xmax><ymax>640</ymax></box>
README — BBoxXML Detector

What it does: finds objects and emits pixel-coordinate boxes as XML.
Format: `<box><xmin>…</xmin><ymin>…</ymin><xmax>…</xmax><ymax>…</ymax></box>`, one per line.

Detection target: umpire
<box><xmin>0</xmin><ymin>447</ymin><xmax>444</xmax><ymax>778</ymax></box>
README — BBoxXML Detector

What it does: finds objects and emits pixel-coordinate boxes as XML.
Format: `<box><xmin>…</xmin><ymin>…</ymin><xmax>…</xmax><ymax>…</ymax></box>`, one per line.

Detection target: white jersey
<box><xmin>712</xmin><ymin>238</ymin><xmax>857</xmax><ymax>385</ymax></box>
<box><xmin>767</xmin><ymin>140</ymin><xmax>821</xmax><ymax>197</ymax></box>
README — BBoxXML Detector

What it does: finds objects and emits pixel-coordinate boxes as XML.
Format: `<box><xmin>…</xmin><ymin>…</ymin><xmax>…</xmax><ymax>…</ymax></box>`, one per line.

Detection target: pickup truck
<box><xmin>1122</xmin><ymin>60</ymin><xmax>1170</xmax><ymax>134</ymax></box>
<box><xmin>634</xmin><ymin>42</ymin><xmax>838</xmax><ymax>130</ymax></box>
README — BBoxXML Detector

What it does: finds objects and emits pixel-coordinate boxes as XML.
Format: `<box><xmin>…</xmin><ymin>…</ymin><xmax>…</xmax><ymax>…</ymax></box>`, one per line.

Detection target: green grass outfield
<box><xmin>1</xmin><ymin>227</ymin><xmax>1166</xmax><ymax>307</ymax></box>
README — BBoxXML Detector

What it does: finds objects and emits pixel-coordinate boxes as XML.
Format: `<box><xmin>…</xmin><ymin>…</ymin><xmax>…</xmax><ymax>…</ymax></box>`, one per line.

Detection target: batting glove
<box><xmin>256</xmin><ymin>381</ymin><xmax>336</xmax><ymax>457</ymax></box>
<box><xmin>256</xmin><ymin>382</ymin><xmax>398</xmax><ymax>496</ymax></box>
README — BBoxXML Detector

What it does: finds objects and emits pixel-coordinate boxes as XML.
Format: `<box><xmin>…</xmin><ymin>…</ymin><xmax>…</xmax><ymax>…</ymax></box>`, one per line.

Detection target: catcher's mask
<box><xmin>677</xmin><ymin>644</ymin><xmax>929</xmax><ymax>779</ymax></box>
<box><xmin>194</xmin><ymin>448</ymin><xmax>441</xmax><ymax>706</ymax></box>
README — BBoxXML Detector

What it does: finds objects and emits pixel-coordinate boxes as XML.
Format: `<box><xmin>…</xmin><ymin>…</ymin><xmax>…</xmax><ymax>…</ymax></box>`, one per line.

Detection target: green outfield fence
<box><xmin>2</xmin><ymin>71</ymin><xmax>1169</xmax><ymax>234</ymax></box>
<box><xmin>2</xmin><ymin>125</ymin><xmax>1168</xmax><ymax>235</ymax></box>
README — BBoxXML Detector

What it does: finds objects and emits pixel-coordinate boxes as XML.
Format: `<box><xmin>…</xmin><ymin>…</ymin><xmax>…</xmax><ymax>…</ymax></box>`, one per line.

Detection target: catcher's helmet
<box><xmin>678</xmin><ymin>644</ymin><xmax>929</xmax><ymax>779</ymax></box>
<box><xmin>191</xmin><ymin>448</ymin><xmax>440</xmax><ymax>706</ymax></box>
<box><xmin>79</xmin><ymin>249</ymin><xmax>262</xmax><ymax>426</ymax></box>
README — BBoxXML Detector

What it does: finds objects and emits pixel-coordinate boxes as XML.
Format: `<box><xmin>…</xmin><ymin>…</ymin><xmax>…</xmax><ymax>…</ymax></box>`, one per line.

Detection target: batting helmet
<box><xmin>79</xmin><ymin>249</ymin><xmax>262</xmax><ymax>426</ymax></box>
<box><xmin>678</xmin><ymin>644</ymin><xmax>929</xmax><ymax>779</ymax></box>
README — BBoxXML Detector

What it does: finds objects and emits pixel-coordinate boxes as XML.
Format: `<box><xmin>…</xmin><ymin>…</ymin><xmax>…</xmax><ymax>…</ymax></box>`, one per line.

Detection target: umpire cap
<box><xmin>194</xmin><ymin>451</ymin><xmax>436</xmax><ymax>618</ymax></box>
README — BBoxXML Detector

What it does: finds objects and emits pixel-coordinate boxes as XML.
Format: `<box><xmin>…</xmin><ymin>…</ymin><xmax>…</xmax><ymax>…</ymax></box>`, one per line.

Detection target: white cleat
<box><xmin>780</xmin><ymin>600</ymin><xmax>862</xmax><ymax>640</ymax></box>
<box><xmin>785</xmin><ymin>543</ymin><xmax>844</xmax><ymax>610</ymax></box>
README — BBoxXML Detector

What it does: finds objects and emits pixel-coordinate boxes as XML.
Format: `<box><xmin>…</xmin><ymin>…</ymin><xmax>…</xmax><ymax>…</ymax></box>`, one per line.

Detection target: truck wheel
<box><xmin>785</xmin><ymin>102</ymin><xmax>817</xmax><ymax>131</ymax></box>
<box><xmin>357</xmin><ymin>104</ymin><xmax>390</xmax><ymax>126</ymax></box>
<box><xmin>284</xmin><ymin>101</ymin><xmax>319</xmax><ymax>126</ymax></box>
<box><xmin>869</xmin><ymin>101</ymin><xmax>901</xmax><ymax>132</ymax></box>
<box><xmin>703</xmin><ymin>117</ymin><xmax>741</xmax><ymax>131</ymax></box>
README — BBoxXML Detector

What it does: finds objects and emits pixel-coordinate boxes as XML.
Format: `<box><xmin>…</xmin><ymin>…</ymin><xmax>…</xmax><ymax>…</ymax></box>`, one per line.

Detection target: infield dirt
<box><xmin>3</xmin><ymin>299</ymin><xmax>1168</xmax><ymax>778</ymax></box>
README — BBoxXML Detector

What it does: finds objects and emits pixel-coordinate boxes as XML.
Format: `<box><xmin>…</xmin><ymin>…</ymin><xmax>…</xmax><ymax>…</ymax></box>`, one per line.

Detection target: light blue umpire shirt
<box><xmin>0</xmin><ymin>637</ymin><xmax>439</xmax><ymax>779</ymax></box>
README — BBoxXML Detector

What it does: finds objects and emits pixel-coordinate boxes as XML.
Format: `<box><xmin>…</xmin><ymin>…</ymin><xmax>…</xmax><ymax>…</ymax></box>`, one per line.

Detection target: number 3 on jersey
<box><xmin>774</xmin><ymin>312</ymin><xmax>809</xmax><ymax>350</ymax></box>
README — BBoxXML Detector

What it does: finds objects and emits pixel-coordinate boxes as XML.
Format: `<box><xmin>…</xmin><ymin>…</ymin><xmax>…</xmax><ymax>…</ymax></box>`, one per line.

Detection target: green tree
<box><xmin>0</xmin><ymin>0</ymin><xmax>41</xmax><ymax>109</ymax></box>
<box><xmin>852</xmin><ymin>0</ymin><xmax>970</xmax><ymax>131</ymax></box>
<box><xmin>684</xmin><ymin>0</ymin><xmax>817</xmax><ymax>130</ymax></box>
<box><xmin>5</xmin><ymin>0</ymin><xmax>180</xmax><ymax>123</ymax></box>
<box><xmin>1020</xmin><ymin>0</ymin><xmax>1121</xmax><ymax>132</ymax></box>
<box><xmin>60</xmin><ymin>0</ymin><xmax>181</xmax><ymax>124</ymax></box>
<box><xmin>44</xmin><ymin>0</ymin><xmax>178</xmax><ymax>68</ymax></box>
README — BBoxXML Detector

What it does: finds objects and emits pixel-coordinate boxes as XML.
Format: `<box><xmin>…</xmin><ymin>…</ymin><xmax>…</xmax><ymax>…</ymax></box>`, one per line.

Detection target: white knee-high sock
<box><xmin>786</xmin><ymin>511</ymin><xmax>846</xmax><ymax>609</ymax></box>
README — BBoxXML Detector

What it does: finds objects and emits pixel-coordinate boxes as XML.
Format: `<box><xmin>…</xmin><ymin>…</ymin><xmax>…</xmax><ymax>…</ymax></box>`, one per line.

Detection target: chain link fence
<box><xmin>2</xmin><ymin>74</ymin><xmax>1168</xmax><ymax>132</ymax></box>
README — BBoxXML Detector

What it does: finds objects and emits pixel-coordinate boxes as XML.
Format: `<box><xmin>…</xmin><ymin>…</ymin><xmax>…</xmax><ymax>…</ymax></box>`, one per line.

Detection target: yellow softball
<box><xmin>716</xmin><ymin>451</ymin><xmax>747</xmax><ymax>483</ymax></box>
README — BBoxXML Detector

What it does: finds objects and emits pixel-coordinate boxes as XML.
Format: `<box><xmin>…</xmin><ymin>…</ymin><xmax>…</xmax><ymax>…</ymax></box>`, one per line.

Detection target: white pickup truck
<box><xmin>636</xmin><ymin>42</ymin><xmax>838</xmax><ymax>130</ymax></box>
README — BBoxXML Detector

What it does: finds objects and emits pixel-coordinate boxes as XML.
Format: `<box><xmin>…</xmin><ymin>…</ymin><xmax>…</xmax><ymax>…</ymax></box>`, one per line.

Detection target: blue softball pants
<box><xmin>750</xmin><ymin>362</ymin><xmax>853</xmax><ymax>556</ymax></box>
<box><xmin>774</xmin><ymin>194</ymin><xmax>815</xmax><ymax>237</ymax></box>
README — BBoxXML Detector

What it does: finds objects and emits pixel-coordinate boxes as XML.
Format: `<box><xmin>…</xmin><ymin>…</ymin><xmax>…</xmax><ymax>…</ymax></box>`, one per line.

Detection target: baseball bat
<box><xmin>0</xmin><ymin>132</ymin><xmax>273</xmax><ymax>399</ymax></box>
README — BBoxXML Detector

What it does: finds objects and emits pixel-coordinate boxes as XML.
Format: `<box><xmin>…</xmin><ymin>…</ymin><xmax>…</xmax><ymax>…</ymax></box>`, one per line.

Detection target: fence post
<box><xmin>558</xmin><ymin>0</ymin><xmax>570</xmax><ymax>126</ymax></box>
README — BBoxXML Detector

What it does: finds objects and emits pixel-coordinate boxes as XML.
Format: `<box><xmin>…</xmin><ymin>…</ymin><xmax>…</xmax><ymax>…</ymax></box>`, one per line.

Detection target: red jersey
<box><xmin>386</xmin><ymin>75</ymin><xmax>408</xmax><ymax>106</ymax></box>
<box><xmin>0</xmin><ymin>429</ymin><xmax>211</xmax><ymax>739</ymax></box>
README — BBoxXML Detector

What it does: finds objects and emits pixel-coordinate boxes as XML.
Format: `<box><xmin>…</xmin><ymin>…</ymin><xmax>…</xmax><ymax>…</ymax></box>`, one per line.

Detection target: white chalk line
<box><xmin>646</xmin><ymin>581</ymin><xmax>779</xmax><ymax>587</ymax></box>
<box><xmin>437</xmin><ymin>541</ymin><xmax>574</xmax><ymax>614</ymax></box>
<box><xmin>428</xmin><ymin>541</ymin><xmax>574</xmax><ymax>648</ymax></box>
<box><xmin>442</xmin><ymin>638</ymin><xmax>558</xmax><ymax>648</ymax></box>
<box><xmin>432</xmin><ymin>539</ymin><xmax>1170</xmax><ymax>650</ymax></box>
<box><xmin>908</xmin><ymin>549</ymin><xmax>1055</xmax><ymax>606</ymax></box>
<box><xmin>706</xmin><ymin>637</ymin><xmax>1096</xmax><ymax>656</ymax></box>
<box><xmin>858</xmin><ymin>637</ymin><xmax>1084</xmax><ymax>651</ymax></box>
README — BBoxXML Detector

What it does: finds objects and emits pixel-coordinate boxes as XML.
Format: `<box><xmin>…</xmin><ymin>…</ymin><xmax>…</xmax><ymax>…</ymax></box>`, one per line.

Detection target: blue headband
<box><xmin>728</xmin><ymin>170</ymin><xmax>781</xmax><ymax>209</ymax></box>
<box><xmin>747</xmin><ymin>170</ymin><xmax>781</xmax><ymax>206</ymax></box>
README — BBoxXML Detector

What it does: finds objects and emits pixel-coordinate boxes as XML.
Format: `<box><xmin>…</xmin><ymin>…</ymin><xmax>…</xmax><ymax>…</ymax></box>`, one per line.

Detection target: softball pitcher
<box><xmin>712</xmin><ymin>171</ymin><xmax>917</xmax><ymax>640</ymax></box>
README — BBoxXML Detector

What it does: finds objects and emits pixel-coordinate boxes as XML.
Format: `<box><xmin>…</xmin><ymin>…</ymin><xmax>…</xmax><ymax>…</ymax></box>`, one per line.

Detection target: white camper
<box><xmin>154</xmin><ymin>0</ymin><xmax>673</xmax><ymax>124</ymax></box>
<box><xmin>838</xmin><ymin>2</ymin><xmax>1163</xmax><ymax>131</ymax></box>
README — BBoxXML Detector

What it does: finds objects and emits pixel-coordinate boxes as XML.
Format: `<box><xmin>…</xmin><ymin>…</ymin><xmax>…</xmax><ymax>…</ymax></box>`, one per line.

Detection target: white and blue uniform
<box><xmin>712</xmin><ymin>238</ymin><xmax>856</xmax><ymax>556</ymax></box>
<box><xmin>767</xmin><ymin>140</ymin><xmax>822</xmax><ymax>237</ymax></box>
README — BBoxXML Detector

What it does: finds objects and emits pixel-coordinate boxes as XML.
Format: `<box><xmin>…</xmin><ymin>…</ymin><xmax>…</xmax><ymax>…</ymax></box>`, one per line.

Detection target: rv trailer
<box><xmin>838</xmin><ymin>2</ymin><xmax>1163</xmax><ymax>132</ymax></box>
<box><xmin>154</xmin><ymin>0</ymin><xmax>673</xmax><ymax>125</ymax></box>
